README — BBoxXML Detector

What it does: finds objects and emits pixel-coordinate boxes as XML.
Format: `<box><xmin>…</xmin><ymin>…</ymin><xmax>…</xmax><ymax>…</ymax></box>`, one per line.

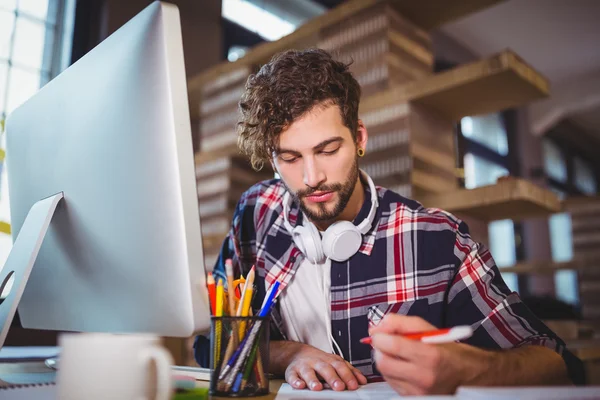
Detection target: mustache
<box><xmin>296</xmin><ymin>183</ymin><xmax>343</xmax><ymax>198</ymax></box>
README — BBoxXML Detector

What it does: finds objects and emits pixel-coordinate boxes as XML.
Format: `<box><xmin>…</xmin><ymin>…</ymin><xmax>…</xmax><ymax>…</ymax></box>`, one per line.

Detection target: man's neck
<box><xmin>313</xmin><ymin>177</ymin><xmax>365</xmax><ymax>231</ymax></box>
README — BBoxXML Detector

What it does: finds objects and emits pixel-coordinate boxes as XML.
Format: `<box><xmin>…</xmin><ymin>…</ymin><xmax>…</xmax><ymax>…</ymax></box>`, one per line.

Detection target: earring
<box><xmin>357</xmin><ymin>148</ymin><xmax>365</xmax><ymax>157</ymax></box>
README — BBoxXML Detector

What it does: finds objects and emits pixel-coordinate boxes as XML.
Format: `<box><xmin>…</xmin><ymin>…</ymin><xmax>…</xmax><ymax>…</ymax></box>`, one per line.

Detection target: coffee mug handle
<box><xmin>141</xmin><ymin>345</ymin><xmax>174</xmax><ymax>400</ymax></box>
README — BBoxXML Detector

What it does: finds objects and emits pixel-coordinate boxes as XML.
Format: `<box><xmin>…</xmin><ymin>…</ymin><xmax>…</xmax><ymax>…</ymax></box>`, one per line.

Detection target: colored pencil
<box><xmin>225</xmin><ymin>259</ymin><xmax>237</xmax><ymax>317</ymax></box>
<box><xmin>215</xmin><ymin>279</ymin><xmax>224</xmax><ymax>367</ymax></box>
<box><xmin>206</xmin><ymin>272</ymin><xmax>216</xmax><ymax>316</ymax></box>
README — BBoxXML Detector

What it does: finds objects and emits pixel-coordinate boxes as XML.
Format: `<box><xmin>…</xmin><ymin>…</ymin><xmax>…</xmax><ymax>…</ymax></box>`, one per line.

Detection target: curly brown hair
<box><xmin>237</xmin><ymin>48</ymin><xmax>361</xmax><ymax>171</ymax></box>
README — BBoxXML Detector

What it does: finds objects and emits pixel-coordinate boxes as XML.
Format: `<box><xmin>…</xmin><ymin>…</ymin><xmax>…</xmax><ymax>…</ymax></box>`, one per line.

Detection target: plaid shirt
<box><xmin>211</xmin><ymin>178</ymin><xmax>583</xmax><ymax>383</ymax></box>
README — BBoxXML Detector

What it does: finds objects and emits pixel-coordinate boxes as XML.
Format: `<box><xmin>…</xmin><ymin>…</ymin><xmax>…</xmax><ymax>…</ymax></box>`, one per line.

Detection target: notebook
<box><xmin>0</xmin><ymin>383</ymin><xmax>56</xmax><ymax>400</ymax></box>
<box><xmin>0</xmin><ymin>373</ymin><xmax>54</xmax><ymax>386</ymax></box>
<box><xmin>0</xmin><ymin>347</ymin><xmax>60</xmax><ymax>363</ymax></box>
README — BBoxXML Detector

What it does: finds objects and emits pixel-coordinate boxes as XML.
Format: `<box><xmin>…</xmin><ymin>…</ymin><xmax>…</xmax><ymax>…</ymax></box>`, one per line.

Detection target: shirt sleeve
<box><xmin>445</xmin><ymin>220</ymin><xmax>586</xmax><ymax>385</ymax></box>
<box><xmin>212</xmin><ymin>189</ymin><xmax>258</xmax><ymax>283</ymax></box>
<box><xmin>210</xmin><ymin>185</ymin><xmax>286</xmax><ymax>341</ymax></box>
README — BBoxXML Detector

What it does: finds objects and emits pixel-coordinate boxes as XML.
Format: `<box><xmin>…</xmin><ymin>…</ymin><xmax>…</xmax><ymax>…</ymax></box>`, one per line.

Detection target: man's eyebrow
<box><xmin>275</xmin><ymin>136</ymin><xmax>344</xmax><ymax>155</ymax></box>
<box><xmin>313</xmin><ymin>137</ymin><xmax>343</xmax><ymax>151</ymax></box>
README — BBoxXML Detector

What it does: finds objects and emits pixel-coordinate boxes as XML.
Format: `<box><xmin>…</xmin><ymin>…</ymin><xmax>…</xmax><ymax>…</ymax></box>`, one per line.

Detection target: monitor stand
<box><xmin>0</xmin><ymin>192</ymin><xmax>64</xmax><ymax>349</ymax></box>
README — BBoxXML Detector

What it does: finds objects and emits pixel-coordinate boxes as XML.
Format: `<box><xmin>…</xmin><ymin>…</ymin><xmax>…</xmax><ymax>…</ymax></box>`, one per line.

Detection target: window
<box><xmin>221</xmin><ymin>0</ymin><xmax>326</xmax><ymax>62</ymax></box>
<box><xmin>549</xmin><ymin>211</ymin><xmax>578</xmax><ymax>304</ymax></box>
<box><xmin>222</xmin><ymin>0</ymin><xmax>296</xmax><ymax>41</ymax></box>
<box><xmin>464</xmin><ymin>153</ymin><xmax>509</xmax><ymax>189</ymax></box>
<box><xmin>459</xmin><ymin>113</ymin><xmax>520</xmax><ymax>293</ymax></box>
<box><xmin>543</xmin><ymin>140</ymin><xmax>568</xmax><ymax>183</ymax></box>
<box><xmin>1</xmin><ymin>0</ymin><xmax>70</xmax><ymax>118</ymax></box>
<box><xmin>489</xmin><ymin>219</ymin><xmax>519</xmax><ymax>292</ymax></box>
<box><xmin>543</xmin><ymin>138</ymin><xmax>598</xmax><ymax>305</ymax></box>
<box><xmin>0</xmin><ymin>0</ymin><xmax>74</xmax><ymax>270</ymax></box>
<box><xmin>574</xmin><ymin>157</ymin><xmax>597</xmax><ymax>195</ymax></box>
<box><xmin>461</xmin><ymin>114</ymin><xmax>508</xmax><ymax>156</ymax></box>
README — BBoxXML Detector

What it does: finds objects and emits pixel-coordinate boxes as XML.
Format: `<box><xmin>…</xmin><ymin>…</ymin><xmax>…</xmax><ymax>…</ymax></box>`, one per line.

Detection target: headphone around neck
<box><xmin>282</xmin><ymin>171</ymin><xmax>379</xmax><ymax>263</ymax></box>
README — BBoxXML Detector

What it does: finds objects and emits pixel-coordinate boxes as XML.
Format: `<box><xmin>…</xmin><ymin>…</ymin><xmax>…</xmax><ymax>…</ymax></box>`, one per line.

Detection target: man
<box><xmin>208</xmin><ymin>48</ymin><xmax>582</xmax><ymax>395</ymax></box>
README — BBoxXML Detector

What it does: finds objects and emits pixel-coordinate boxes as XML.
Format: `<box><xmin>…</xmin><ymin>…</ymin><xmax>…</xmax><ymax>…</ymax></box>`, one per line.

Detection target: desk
<box><xmin>0</xmin><ymin>361</ymin><xmax>284</xmax><ymax>399</ymax></box>
<box><xmin>3</xmin><ymin>362</ymin><xmax>600</xmax><ymax>399</ymax></box>
<box><xmin>568</xmin><ymin>338</ymin><xmax>600</xmax><ymax>385</ymax></box>
<box><xmin>195</xmin><ymin>378</ymin><xmax>282</xmax><ymax>400</ymax></box>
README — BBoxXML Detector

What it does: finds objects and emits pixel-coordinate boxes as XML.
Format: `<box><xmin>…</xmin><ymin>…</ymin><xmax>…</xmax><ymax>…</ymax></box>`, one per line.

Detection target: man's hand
<box><xmin>369</xmin><ymin>314</ymin><xmax>487</xmax><ymax>396</ymax></box>
<box><xmin>270</xmin><ymin>341</ymin><xmax>367</xmax><ymax>391</ymax></box>
<box><xmin>369</xmin><ymin>314</ymin><xmax>571</xmax><ymax>396</ymax></box>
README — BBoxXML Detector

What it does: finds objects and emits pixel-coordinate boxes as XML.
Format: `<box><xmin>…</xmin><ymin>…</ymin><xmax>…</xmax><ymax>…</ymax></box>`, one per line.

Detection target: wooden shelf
<box><xmin>411</xmin><ymin>142</ymin><xmax>456</xmax><ymax>176</ymax></box>
<box><xmin>360</xmin><ymin>50</ymin><xmax>549</xmax><ymax>119</ymax></box>
<box><xmin>390</xmin><ymin>0</ymin><xmax>505</xmax><ymax>30</ymax></box>
<box><xmin>202</xmin><ymin>233</ymin><xmax>227</xmax><ymax>251</ymax></box>
<box><xmin>419</xmin><ymin>178</ymin><xmax>561</xmax><ymax>221</ymax></box>
<box><xmin>563</xmin><ymin>195</ymin><xmax>600</xmax><ymax>211</ymax></box>
<box><xmin>567</xmin><ymin>339</ymin><xmax>600</xmax><ymax>362</ymax></box>
<box><xmin>412</xmin><ymin>169</ymin><xmax>457</xmax><ymax>194</ymax></box>
<box><xmin>195</xmin><ymin>144</ymin><xmax>241</xmax><ymax>165</ymax></box>
<box><xmin>499</xmin><ymin>257</ymin><xmax>598</xmax><ymax>275</ymax></box>
<box><xmin>187</xmin><ymin>0</ymin><xmax>382</xmax><ymax>118</ymax></box>
<box><xmin>187</xmin><ymin>0</ymin><xmax>505</xmax><ymax>119</ymax></box>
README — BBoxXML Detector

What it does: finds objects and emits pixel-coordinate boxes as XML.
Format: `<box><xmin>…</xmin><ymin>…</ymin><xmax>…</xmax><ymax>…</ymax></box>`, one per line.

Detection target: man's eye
<box><xmin>280</xmin><ymin>156</ymin><xmax>299</xmax><ymax>163</ymax></box>
<box><xmin>320</xmin><ymin>148</ymin><xmax>339</xmax><ymax>155</ymax></box>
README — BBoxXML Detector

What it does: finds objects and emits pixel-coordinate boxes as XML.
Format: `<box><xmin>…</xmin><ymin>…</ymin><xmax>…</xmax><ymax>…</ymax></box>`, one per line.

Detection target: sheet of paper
<box><xmin>456</xmin><ymin>386</ymin><xmax>600</xmax><ymax>399</ymax></box>
<box><xmin>276</xmin><ymin>382</ymin><xmax>455</xmax><ymax>399</ymax></box>
<box><xmin>355</xmin><ymin>382</ymin><xmax>405</xmax><ymax>400</ymax></box>
<box><xmin>0</xmin><ymin>346</ymin><xmax>59</xmax><ymax>362</ymax></box>
<box><xmin>275</xmin><ymin>383</ymin><xmax>359</xmax><ymax>399</ymax></box>
<box><xmin>0</xmin><ymin>385</ymin><xmax>56</xmax><ymax>400</ymax></box>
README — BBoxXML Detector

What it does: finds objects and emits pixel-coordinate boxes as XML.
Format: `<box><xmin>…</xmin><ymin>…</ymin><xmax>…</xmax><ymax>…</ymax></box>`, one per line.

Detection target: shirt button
<box><xmin>338</xmin><ymin>330</ymin><xmax>342</xmax><ymax>337</ymax></box>
<box><xmin>290</xmin><ymin>256</ymin><xmax>296</xmax><ymax>262</ymax></box>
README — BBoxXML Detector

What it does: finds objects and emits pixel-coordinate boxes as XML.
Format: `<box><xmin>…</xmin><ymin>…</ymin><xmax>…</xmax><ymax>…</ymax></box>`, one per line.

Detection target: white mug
<box><xmin>57</xmin><ymin>332</ymin><xmax>173</xmax><ymax>400</ymax></box>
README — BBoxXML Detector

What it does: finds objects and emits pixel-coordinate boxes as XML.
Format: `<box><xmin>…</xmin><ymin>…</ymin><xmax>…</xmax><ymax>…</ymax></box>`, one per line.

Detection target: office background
<box><xmin>1</xmin><ymin>0</ymin><xmax>599</xmax><ymax>381</ymax></box>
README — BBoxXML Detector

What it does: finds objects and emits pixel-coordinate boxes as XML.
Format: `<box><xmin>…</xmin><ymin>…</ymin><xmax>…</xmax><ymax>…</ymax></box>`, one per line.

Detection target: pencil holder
<box><xmin>209</xmin><ymin>316</ymin><xmax>270</xmax><ymax>397</ymax></box>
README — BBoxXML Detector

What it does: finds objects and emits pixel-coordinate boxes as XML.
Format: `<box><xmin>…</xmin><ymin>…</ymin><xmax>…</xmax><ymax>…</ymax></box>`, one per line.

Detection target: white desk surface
<box><xmin>1</xmin><ymin>361</ymin><xmax>599</xmax><ymax>399</ymax></box>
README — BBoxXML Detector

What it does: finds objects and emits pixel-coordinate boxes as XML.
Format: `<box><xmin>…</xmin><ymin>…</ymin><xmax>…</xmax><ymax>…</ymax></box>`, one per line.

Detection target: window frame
<box><xmin>543</xmin><ymin>135</ymin><xmax>599</xmax><ymax>196</ymax></box>
<box><xmin>0</xmin><ymin>0</ymin><xmax>71</xmax><ymax>120</ymax></box>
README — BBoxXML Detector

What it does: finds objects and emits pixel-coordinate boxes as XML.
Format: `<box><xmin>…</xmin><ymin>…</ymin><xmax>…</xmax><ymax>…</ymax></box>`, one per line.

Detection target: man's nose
<box><xmin>303</xmin><ymin>157</ymin><xmax>326</xmax><ymax>189</ymax></box>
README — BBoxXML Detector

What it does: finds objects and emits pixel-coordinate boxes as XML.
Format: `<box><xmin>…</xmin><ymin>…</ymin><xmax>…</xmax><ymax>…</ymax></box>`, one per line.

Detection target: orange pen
<box><xmin>360</xmin><ymin>326</ymin><xmax>472</xmax><ymax>345</ymax></box>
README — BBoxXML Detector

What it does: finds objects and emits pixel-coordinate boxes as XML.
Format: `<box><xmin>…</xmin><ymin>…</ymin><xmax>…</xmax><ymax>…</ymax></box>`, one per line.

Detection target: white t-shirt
<box><xmin>278</xmin><ymin>257</ymin><xmax>335</xmax><ymax>354</ymax></box>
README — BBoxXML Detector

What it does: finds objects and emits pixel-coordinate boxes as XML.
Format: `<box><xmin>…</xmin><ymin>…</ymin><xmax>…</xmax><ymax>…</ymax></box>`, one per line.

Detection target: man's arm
<box><xmin>369</xmin><ymin>314</ymin><xmax>570</xmax><ymax>395</ymax></box>
<box><xmin>368</xmin><ymin>217</ymin><xmax>578</xmax><ymax>395</ymax></box>
<box><xmin>470</xmin><ymin>344</ymin><xmax>569</xmax><ymax>386</ymax></box>
<box><xmin>445</xmin><ymin>220</ymin><xmax>580</xmax><ymax>380</ymax></box>
<box><xmin>270</xmin><ymin>340</ymin><xmax>367</xmax><ymax>391</ymax></box>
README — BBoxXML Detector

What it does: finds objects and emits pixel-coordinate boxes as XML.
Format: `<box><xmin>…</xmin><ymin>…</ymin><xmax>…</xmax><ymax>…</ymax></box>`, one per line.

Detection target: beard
<box><xmin>291</xmin><ymin>157</ymin><xmax>360</xmax><ymax>223</ymax></box>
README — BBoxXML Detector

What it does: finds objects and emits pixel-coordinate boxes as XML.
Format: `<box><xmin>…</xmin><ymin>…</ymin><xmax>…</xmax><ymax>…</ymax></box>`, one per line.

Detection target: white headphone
<box><xmin>282</xmin><ymin>171</ymin><xmax>378</xmax><ymax>263</ymax></box>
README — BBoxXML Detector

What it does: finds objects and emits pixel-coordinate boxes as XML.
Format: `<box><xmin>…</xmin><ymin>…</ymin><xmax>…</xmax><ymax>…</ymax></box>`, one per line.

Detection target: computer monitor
<box><xmin>0</xmin><ymin>1</ymin><xmax>211</xmax><ymax>345</ymax></box>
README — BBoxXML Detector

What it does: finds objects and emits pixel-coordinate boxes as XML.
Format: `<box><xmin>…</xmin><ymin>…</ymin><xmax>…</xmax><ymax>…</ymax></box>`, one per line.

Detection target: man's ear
<box><xmin>356</xmin><ymin>119</ymin><xmax>368</xmax><ymax>151</ymax></box>
<box><xmin>270</xmin><ymin>159</ymin><xmax>281</xmax><ymax>179</ymax></box>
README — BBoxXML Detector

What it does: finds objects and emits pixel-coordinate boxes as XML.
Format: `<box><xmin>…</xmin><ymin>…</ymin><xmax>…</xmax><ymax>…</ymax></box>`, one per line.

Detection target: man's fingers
<box><xmin>313</xmin><ymin>361</ymin><xmax>346</xmax><ymax>391</ymax></box>
<box><xmin>346</xmin><ymin>361</ymin><xmax>367</xmax><ymax>385</ymax></box>
<box><xmin>370</xmin><ymin>314</ymin><xmax>437</xmax><ymax>336</ymax></box>
<box><xmin>298</xmin><ymin>366</ymin><xmax>323</xmax><ymax>391</ymax></box>
<box><xmin>373</xmin><ymin>349</ymin><xmax>433</xmax><ymax>389</ymax></box>
<box><xmin>346</xmin><ymin>361</ymin><xmax>368</xmax><ymax>385</ymax></box>
<box><xmin>329</xmin><ymin>360</ymin><xmax>359</xmax><ymax>390</ymax></box>
<box><xmin>385</xmin><ymin>377</ymin><xmax>428</xmax><ymax>397</ymax></box>
<box><xmin>285</xmin><ymin>368</ymin><xmax>306</xmax><ymax>389</ymax></box>
<box><xmin>370</xmin><ymin>332</ymin><xmax>432</xmax><ymax>362</ymax></box>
